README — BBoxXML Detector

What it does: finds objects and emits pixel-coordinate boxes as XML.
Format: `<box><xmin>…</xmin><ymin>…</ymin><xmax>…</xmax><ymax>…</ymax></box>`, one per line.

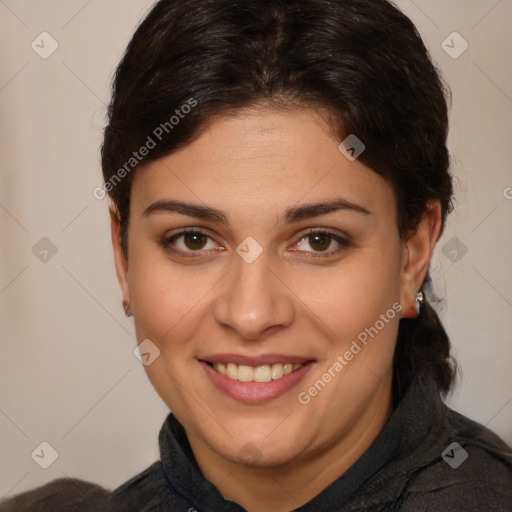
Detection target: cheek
<box><xmin>127</xmin><ymin>248</ymin><xmax>214</xmax><ymax>348</ymax></box>
<box><xmin>292</xmin><ymin>245</ymin><xmax>402</xmax><ymax>341</ymax></box>
<box><xmin>293</xmin><ymin>251</ymin><xmax>402</xmax><ymax>415</ymax></box>
<box><xmin>126</xmin><ymin>250</ymin><xmax>215</xmax><ymax>414</ymax></box>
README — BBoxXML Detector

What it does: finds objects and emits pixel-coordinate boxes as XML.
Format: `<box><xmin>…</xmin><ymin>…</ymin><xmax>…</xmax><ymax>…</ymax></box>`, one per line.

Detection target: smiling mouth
<box><xmin>206</xmin><ymin>362</ymin><xmax>305</xmax><ymax>383</ymax></box>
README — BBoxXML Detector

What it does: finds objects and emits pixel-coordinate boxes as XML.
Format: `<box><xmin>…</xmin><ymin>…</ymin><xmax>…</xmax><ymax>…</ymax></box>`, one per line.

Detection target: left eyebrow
<box><xmin>142</xmin><ymin>197</ymin><xmax>371</xmax><ymax>226</ymax></box>
<box><xmin>281</xmin><ymin>197</ymin><xmax>372</xmax><ymax>224</ymax></box>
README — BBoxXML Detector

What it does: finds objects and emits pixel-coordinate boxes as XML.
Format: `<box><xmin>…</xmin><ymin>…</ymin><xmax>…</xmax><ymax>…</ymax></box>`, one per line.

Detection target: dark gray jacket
<box><xmin>2</xmin><ymin>369</ymin><xmax>511</xmax><ymax>511</ymax></box>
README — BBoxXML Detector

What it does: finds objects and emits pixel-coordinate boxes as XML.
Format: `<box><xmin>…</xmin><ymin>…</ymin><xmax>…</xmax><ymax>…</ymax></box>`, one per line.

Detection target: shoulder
<box><xmin>0</xmin><ymin>463</ymin><xmax>166</xmax><ymax>512</ymax></box>
<box><xmin>0</xmin><ymin>462</ymin><xmax>185</xmax><ymax>512</ymax></box>
<box><xmin>0</xmin><ymin>477</ymin><xmax>110</xmax><ymax>512</ymax></box>
<box><xmin>398</xmin><ymin>407</ymin><xmax>512</xmax><ymax>511</ymax></box>
<box><xmin>399</xmin><ymin>446</ymin><xmax>512</xmax><ymax>511</ymax></box>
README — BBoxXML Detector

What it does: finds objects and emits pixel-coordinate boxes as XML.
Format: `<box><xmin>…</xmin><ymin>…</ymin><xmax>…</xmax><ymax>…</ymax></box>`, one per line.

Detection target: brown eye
<box><xmin>183</xmin><ymin>232</ymin><xmax>208</xmax><ymax>250</ymax></box>
<box><xmin>308</xmin><ymin>233</ymin><xmax>332</xmax><ymax>252</ymax></box>
<box><xmin>292</xmin><ymin>230</ymin><xmax>351</xmax><ymax>258</ymax></box>
<box><xmin>161</xmin><ymin>229</ymin><xmax>219</xmax><ymax>256</ymax></box>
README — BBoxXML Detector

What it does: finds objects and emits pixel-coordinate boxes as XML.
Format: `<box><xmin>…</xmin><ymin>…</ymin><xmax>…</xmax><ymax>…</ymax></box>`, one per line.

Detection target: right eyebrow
<box><xmin>142</xmin><ymin>200</ymin><xmax>230</xmax><ymax>226</ymax></box>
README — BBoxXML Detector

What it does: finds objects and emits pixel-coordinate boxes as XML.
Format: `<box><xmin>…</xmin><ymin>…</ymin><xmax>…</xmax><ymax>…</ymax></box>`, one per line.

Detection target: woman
<box><xmin>2</xmin><ymin>0</ymin><xmax>511</xmax><ymax>510</ymax></box>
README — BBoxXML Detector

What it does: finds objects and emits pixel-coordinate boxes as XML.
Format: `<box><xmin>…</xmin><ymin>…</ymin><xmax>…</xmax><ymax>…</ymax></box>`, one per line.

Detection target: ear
<box><xmin>110</xmin><ymin>206</ymin><xmax>131</xmax><ymax>311</ymax></box>
<box><xmin>399</xmin><ymin>201</ymin><xmax>442</xmax><ymax>319</ymax></box>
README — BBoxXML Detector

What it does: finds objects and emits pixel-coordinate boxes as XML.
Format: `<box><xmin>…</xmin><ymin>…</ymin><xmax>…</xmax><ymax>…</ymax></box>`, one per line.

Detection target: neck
<box><xmin>187</xmin><ymin>379</ymin><xmax>393</xmax><ymax>512</ymax></box>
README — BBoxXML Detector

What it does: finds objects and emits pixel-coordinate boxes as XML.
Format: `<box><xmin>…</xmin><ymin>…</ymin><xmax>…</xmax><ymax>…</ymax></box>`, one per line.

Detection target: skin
<box><xmin>111</xmin><ymin>107</ymin><xmax>442</xmax><ymax>512</ymax></box>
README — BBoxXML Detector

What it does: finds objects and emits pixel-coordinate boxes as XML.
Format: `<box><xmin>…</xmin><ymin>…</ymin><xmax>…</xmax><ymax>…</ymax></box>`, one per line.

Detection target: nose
<box><xmin>213</xmin><ymin>254</ymin><xmax>295</xmax><ymax>341</ymax></box>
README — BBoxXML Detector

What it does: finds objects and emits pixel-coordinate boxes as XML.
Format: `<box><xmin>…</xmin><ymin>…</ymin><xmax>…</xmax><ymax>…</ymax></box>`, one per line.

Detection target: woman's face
<box><xmin>112</xmin><ymin>107</ymin><xmax>434</xmax><ymax>469</ymax></box>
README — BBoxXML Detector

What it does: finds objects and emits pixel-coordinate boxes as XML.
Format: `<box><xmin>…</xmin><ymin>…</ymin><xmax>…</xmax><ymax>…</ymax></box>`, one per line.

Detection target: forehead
<box><xmin>130</xmin><ymin>108</ymin><xmax>395</xmax><ymax>222</ymax></box>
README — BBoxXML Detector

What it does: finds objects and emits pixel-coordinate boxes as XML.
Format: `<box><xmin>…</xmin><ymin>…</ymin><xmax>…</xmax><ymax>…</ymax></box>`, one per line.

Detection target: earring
<box><xmin>415</xmin><ymin>290</ymin><xmax>424</xmax><ymax>315</ymax></box>
<box><xmin>123</xmin><ymin>302</ymin><xmax>133</xmax><ymax>318</ymax></box>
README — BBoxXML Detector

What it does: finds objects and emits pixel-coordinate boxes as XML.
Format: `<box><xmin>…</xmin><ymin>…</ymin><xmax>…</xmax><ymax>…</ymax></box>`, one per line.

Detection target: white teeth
<box><xmin>254</xmin><ymin>365</ymin><xmax>271</xmax><ymax>383</ymax></box>
<box><xmin>271</xmin><ymin>363</ymin><xmax>284</xmax><ymax>380</ymax></box>
<box><xmin>238</xmin><ymin>365</ymin><xmax>254</xmax><ymax>382</ymax></box>
<box><xmin>212</xmin><ymin>362</ymin><xmax>304</xmax><ymax>382</ymax></box>
<box><xmin>226</xmin><ymin>363</ymin><xmax>238</xmax><ymax>380</ymax></box>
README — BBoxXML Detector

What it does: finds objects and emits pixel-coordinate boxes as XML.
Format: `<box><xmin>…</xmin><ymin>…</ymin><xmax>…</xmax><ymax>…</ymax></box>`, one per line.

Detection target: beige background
<box><xmin>1</xmin><ymin>0</ymin><xmax>511</xmax><ymax>498</ymax></box>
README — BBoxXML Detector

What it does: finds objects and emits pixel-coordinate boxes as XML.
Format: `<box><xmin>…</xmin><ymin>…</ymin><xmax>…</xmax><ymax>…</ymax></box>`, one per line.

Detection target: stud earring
<box><xmin>123</xmin><ymin>302</ymin><xmax>133</xmax><ymax>318</ymax></box>
<box><xmin>415</xmin><ymin>290</ymin><xmax>424</xmax><ymax>315</ymax></box>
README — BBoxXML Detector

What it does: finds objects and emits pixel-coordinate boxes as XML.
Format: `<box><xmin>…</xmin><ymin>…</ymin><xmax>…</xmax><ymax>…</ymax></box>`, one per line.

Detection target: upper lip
<box><xmin>200</xmin><ymin>353</ymin><xmax>315</xmax><ymax>366</ymax></box>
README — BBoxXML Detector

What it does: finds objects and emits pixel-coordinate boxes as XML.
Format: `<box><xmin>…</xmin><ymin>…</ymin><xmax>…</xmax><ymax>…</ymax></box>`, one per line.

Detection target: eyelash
<box><xmin>160</xmin><ymin>228</ymin><xmax>352</xmax><ymax>259</ymax></box>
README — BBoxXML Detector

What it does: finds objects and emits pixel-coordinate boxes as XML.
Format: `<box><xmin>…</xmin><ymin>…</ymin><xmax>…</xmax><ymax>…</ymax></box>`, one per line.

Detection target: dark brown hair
<box><xmin>101</xmin><ymin>0</ymin><xmax>457</xmax><ymax>401</ymax></box>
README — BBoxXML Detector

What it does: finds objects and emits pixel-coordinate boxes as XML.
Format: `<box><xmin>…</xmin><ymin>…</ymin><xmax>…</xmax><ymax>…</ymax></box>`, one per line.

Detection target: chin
<box><xmin>208</xmin><ymin>425</ymin><xmax>307</xmax><ymax>468</ymax></box>
<box><xmin>225</xmin><ymin>441</ymin><xmax>301</xmax><ymax>468</ymax></box>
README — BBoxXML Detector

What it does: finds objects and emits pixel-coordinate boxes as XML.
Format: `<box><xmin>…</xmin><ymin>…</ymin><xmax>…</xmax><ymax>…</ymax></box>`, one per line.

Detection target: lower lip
<box><xmin>200</xmin><ymin>361</ymin><xmax>315</xmax><ymax>404</ymax></box>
